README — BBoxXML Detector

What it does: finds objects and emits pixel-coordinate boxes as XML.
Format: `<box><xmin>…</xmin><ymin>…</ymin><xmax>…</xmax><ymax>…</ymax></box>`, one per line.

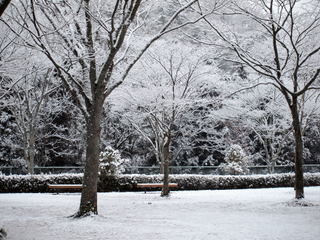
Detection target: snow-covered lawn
<box><xmin>1</xmin><ymin>187</ymin><xmax>320</xmax><ymax>240</ymax></box>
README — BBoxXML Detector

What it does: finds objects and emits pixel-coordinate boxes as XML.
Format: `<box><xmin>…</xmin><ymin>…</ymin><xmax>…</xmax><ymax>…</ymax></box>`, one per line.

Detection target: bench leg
<box><xmin>52</xmin><ymin>189</ymin><xmax>60</xmax><ymax>194</ymax></box>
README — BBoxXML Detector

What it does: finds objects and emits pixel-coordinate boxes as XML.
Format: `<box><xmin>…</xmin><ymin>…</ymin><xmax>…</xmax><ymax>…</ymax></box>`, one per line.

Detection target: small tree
<box><xmin>7</xmin><ymin>70</ymin><xmax>55</xmax><ymax>174</ymax></box>
<box><xmin>120</xmin><ymin>48</ymin><xmax>204</xmax><ymax>196</ymax></box>
<box><xmin>99</xmin><ymin>146</ymin><xmax>127</xmax><ymax>176</ymax></box>
<box><xmin>219</xmin><ymin>144</ymin><xmax>249</xmax><ymax>175</ymax></box>
<box><xmin>239</xmin><ymin>87</ymin><xmax>292</xmax><ymax>173</ymax></box>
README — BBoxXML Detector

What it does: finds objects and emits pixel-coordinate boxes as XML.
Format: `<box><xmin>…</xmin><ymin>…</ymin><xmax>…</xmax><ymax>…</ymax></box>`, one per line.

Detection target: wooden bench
<box><xmin>48</xmin><ymin>184</ymin><xmax>82</xmax><ymax>193</ymax></box>
<box><xmin>136</xmin><ymin>183</ymin><xmax>178</xmax><ymax>192</ymax></box>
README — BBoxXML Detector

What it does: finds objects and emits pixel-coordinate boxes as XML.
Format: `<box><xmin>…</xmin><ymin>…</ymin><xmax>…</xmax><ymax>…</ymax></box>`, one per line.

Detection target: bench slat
<box><xmin>48</xmin><ymin>184</ymin><xmax>82</xmax><ymax>189</ymax></box>
<box><xmin>136</xmin><ymin>183</ymin><xmax>178</xmax><ymax>188</ymax></box>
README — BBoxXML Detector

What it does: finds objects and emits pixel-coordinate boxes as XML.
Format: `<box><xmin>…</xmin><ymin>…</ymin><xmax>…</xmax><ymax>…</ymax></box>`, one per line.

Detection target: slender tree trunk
<box><xmin>270</xmin><ymin>158</ymin><xmax>275</xmax><ymax>174</ymax></box>
<box><xmin>24</xmin><ymin>147</ymin><xmax>31</xmax><ymax>174</ymax></box>
<box><xmin>161</xmin><ymin>133</ymin><xmax>171</xmax><ymax>197</ymax></box>
<box><xmin>290</xmin><ymin>98</ymin><xmax>304</xmax><ymax>199</ymax></box>
<box><xmin>156</xmin><ymin>141</ymin><xmax>164</xmax><ymax>174</ymax></box>
<box><xmin>76</xmin><ymin>97</ymin><xmax>104</xmax><ymax>217</ymax></box>
<box><xmin>29</xmin><ymin>132</ymin><xmax>36</xmax><ymax>175</ymax></box>
<box><xmin>24</xmin><ymin>134</ymin><xmax>35</xmax><ymax>174</ymax></box>
<box><xmin>269</xmin><ymin>143</ymin><xmax>275</xmax><ymax>174</ymax></box>
<box><xmin>265</xmin><ymin>145</ymin><xmax>272</xmax><ymax>174</ymax></box>
<box><xmin>28</xmin><ymin>154</ymin><xmax>34</xmax><ymax>174</ymax></box>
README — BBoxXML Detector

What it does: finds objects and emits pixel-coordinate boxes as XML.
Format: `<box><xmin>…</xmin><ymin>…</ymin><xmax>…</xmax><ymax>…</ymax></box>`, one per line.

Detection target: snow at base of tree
<box><xmin>0</xmin><ymin>187</ymin><xmax>319</xmax><ymax>240</ymax></box>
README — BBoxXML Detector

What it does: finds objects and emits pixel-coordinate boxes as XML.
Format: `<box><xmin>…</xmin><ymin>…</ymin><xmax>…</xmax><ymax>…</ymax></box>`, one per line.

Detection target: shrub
<box><xmin>99</xmin><ymin>146</ymin><xmax>127</xmax><ymax>176</ymax></box>
<box><xmin>219</xmin><ymin>144</ymin><xmax>250</xmax><ymax>175</ymax></box>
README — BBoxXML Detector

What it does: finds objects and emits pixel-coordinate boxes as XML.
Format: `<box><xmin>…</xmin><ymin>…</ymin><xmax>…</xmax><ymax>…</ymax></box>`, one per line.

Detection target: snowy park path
<box><xmin>1</xmin><ymin>187</ymin><xmax>319</xmax><ymax>240</ymax></box>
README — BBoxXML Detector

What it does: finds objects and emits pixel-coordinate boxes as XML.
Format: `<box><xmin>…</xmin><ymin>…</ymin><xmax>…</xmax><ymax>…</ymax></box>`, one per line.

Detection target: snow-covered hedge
<box><xmin>0</xmin><ymin>173</ymin><xmax>320</xmax><ymax>193</ymax></box>
<box><xmin>0</xmin><ymin>174</ymin><xmax>82</xmax><ymax>193</ymax></box>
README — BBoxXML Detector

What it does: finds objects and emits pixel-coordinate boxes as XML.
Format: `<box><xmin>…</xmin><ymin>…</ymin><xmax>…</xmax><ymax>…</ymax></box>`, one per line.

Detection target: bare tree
<box><xmin>239</xmin><ymin>88</ymin><xmax>292</xmax><ymax>173</ymax></box>
<box><xmin>123</xmin><ymin>50</ymin><xmax>203</xmax><ymax>196</ymax></box>
<box><xmin>201</xmin><ymin>0</ymin><xmax>320</xmax><ymax>198</ymax></box>
<box><xmin>8</xmin><ymin>69</ymin><xmax>54</xmax><ymax>174</ymax></box>
<box><xmin>3</xmin><ymin>0</ymin><xmax>222</xmax><ymax>216</ymax></box>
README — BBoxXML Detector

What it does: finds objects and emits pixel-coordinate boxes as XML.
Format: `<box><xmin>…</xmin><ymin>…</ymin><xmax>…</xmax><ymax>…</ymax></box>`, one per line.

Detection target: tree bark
<box><xmin>24</xmin><ymin>133</ymin><xmax>35</xmax><ymax>175</ymax></box>
<box><xmin>270</xmin><ymin>157</ymin><xmax>275</xmax><ymax>174</ymax></box>
<box><xmin>29</xmin><ymin>132</ymin><xmax>36</xmax><ymax>175</ymax></box>
<box><xmin>290</xmin><ymin>98</ymin><xmax>304</xmax><ymax>199</ymax></box>
<box><xmin>24</xmin><ymin>148</ymin><xmax>31</xmax><ymax>174</ymax></box>
<box><xmin>161</xmin><ymin>133</ymin><xmax>171</xmax><ymax>197</ymax></box>
<box><xmin>76</xmin><ymin>96</ymin><xmax>104</xmax><ymax>217</ymax></box>
<box><xmin>161</xmin><ymin>157</ymin><xmax>170</xmax><ymax>197</ymax></box>
<box><xmin>160</xmin><ymin>159</ymin><xmax>164</xmax><ymax>174</ymax></box>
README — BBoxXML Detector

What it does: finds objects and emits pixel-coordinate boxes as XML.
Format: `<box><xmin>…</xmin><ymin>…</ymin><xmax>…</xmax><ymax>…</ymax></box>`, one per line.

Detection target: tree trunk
<box><xmin>270</xmin><ymin>158</ymin><xmax>275</xmax><ymax>174</ymax></box>
<box><xmin>265</xmin><ymin>145</ymin><xmax>272</xmax><ymax>174</ymax></box>
<box><xmin>269</xmin><ymin>142</ymin><xmax>275</xmax><ymax>174</ymax></box>
<box><xmin>160</xmin><ymin>159</ymin><xmax>164</xmax><ymax>174</ymax></box>
<box><xmin>161</xmin><ymin>157</ymin><xmax>170</xmax><ymax>197</ymax></box>
<box><xmin>75</xmin><ymin>98</ymin><xmax>104</xmax><ymax>217</ymax></box>
<box><xmin>25</xmin><ymin>133</ymin><xmax>35</xmax><ymax>175</ymax></box>
<box><xmin>290</xmin><ymin>98</ymin><xmax>304</xmax><ymax>199</ymax></box>
<box><xmin>24</xmin><ymin>148</ymin><xmax>31</xmax><ymax>174</ymax></box>
<box><xmin>29</xmin><ymin>130</ymin><xmax>36</xmax><ymax>175</ymax></box>
<box><xmin>161</xmin><ymin>133</ymin><xmax>171</xmax><ymax>197</ymax></box>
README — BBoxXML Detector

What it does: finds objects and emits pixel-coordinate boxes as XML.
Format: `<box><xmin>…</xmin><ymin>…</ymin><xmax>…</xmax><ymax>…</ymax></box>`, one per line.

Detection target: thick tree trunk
<box><xmin>75</xmin><ymin>98</ymin><xmax>104</xmax><ymax>217</ymax></box>
<box><xmin>160</xmin><ymin>159</ymin><xmax>164</xmax><ymax>174</ymax></box>
<box><xmin>290</xmin><ymin>99</ymin><xmax>304</xmax><ymax>199</ymax></box>
<box><xmin>161</xmin><ymin>157</ymin><xmax>170</xmax><ymax>197</ymax></box>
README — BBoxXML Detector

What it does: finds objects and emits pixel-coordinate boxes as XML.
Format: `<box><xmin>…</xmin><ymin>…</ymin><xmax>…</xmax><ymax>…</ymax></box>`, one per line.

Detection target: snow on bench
<box><xmin>136</xmin><ymin>183</ymin><xmax>178</xmax><ymax>189</ymax></box>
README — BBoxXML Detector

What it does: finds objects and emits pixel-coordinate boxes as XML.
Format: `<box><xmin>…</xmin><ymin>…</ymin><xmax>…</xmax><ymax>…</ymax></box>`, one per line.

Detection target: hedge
<box><xmin>0</xmin><ymin>173</ymin><xmax>320</xmax><ymax>193</ymax></box>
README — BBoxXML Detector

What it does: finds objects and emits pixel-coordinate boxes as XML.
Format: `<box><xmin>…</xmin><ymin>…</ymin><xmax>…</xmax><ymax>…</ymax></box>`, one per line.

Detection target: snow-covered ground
<box><xmin>1</xmin><ymin>187</ymin><xmax>319</xmax><ymax>240</ymax></box>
